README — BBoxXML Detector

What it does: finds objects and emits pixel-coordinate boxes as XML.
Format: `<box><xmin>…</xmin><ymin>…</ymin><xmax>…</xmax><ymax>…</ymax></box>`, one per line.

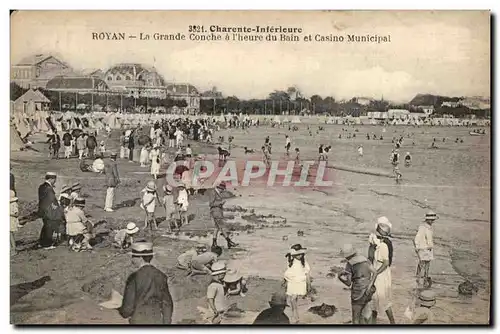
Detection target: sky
<box><xmin>10</xmin><ymin>11</ymin><xmax>490</xmax><ymax>102</ymax></box>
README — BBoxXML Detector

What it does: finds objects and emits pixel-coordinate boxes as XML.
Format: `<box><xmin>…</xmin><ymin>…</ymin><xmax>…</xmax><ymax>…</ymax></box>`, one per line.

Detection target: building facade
<box><xmin>103</xmin><ymin>63</ymin><xmax>200</xmax><ymax>112</ymax></box>
<box><xmin>11</xmin><ymin>54</ymin><xmax>74</xmax><ymax>89</ymax></box>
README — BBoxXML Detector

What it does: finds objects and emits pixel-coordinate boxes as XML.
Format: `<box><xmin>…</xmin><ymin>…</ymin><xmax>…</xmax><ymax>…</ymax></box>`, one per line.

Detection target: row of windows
<box><xmin>106</xmin><ymin>74</ymin><xmax>144</xmax><ymax>81</ymax></box>
<box><xmin>13</xmin><ymin>69</ymin><xmax>35</xmax><ymax>79</ymax></box>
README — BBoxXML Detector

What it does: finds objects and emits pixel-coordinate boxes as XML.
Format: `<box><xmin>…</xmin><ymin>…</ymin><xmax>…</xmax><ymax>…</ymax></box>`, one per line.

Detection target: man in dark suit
<box><xmin>117</xmin><ymin>242</ymin><xmax>174</xmax><ymax>324</ymax></box>
<box><xmin>38</xmin><ymin>172</ymin><xmax>62</xmax><ymax>249</ymax></box>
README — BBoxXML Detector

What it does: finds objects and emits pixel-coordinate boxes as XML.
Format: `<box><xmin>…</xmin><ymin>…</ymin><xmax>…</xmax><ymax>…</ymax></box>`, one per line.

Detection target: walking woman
<box><xmin>368</xmin><ymin>217</ymin><xmax>395</xmax><ymax>324</ymax></box>
<box><xmin>283</xmin><ymin>244</ymin><xmax>311</xmax><ymax>324</ymax></box>
<box><xmin>149</xmin><ymin>146</ymin><xmax>161</xmax><ymax>179</ymax></box>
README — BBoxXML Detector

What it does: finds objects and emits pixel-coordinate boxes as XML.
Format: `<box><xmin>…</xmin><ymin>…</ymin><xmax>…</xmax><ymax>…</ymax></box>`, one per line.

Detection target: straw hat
<box><xmin>210</xmin><ymin>261</ymin><xmax>227</xmax><ymax>276</ymax></box>
<box><xmin>164</xmin><ymin>184</ymin><xmax>173</xmax><ymax>193</ymax></box>
<box><xmin>110</xmin><ymin>152</ymin><xmax>117</xmax><ymax>158</ymax></box>
<box><xmin>269</xmin><ymin>292</ymin><xmax>289</xmax><ymax>307</ymax></box>
<box><xmin>130</xmin><ymin>242</ymin><xmax>155</xmax><ymax>257</ymax></box>
<box><xmin>340</xmin><ymin>244</ymin><xmax>357</xmax><ymax>259</ymax></box>
<box><xmin>146</xmin><ymin>181</ymin><xmax>157</xmax><ymax>192</ymax></box>
<box><xmin>178</xmin><ymin>182</ymin><xmax>186</xmax><ymax>189</ymax></box>
<box><xmin>126</xmin><ymin>222</ymin><xmax>139</xmax><ymax>235</ymax></box>
<box><xmin>46</xmin><ymin>172</ymin><xmax>57</xmax><ymax>178</ymax></box>
<box><xmin>72</xmin><ymin>183</ymin><xmax>82</xmax><ymax>191</ymax></box>
<box><xmin>289</xmin><ymin>244</ymin><xmax>307</xmax><ymax>256</ymax></box>
<box><xmin>376</xmin><ymin>223</ymin><xmax>391</xmax><ymax>237</ymax></box>
<box><xmin>418</xmin><ymin>290</ymin><xmax>436</xmax><ymax>307</ymax></box>
<box><xmin>223</xmin><ymin>269</ymin><xmax>242</xmax><ymax>283</ymax></box>
<box><xmin>376</xmin><ymin>216</ymin><xmax>392</xmax><ymax>237</ymax></box>
<box><xmin>61</xmin><ymin>185</ymin><xmax>72</xmax><ymax>193</ymax></box>
<box><xmin>424</xmin><ymin>211</ymin><xmax>438</xmax><ymax>222</ymax></box>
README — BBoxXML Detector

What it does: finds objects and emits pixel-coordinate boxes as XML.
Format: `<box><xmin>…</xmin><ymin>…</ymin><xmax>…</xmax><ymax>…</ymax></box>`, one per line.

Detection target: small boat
<box><xmin>469</xmin><ymin>131</ymin><xmax>485</xmax><ymax>136</ymax></box>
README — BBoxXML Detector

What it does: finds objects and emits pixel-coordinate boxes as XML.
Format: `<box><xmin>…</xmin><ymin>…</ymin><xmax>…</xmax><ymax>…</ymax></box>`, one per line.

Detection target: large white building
<box><xmin>103</xmin><ymin>63</ymin><xmax>200</xmax><ymax>112</ymax></box>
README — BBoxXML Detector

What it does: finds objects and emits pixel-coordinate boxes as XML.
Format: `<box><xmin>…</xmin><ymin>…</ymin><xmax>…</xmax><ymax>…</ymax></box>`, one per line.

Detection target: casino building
<box><xmin>102</xmin><ymin>63</ymin><xmax>200</xmax><ymax>113</ymax></box>
<box><xmin>11</xmin><ymin>55</ymin><xmax>201</xmax><ymax>113</ymax></box>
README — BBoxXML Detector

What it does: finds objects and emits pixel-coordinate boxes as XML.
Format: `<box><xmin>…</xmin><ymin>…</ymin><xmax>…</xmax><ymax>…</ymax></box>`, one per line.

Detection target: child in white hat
<box><xmin>113</xmin><ymin>222</ymin><xmax>139</xmax><ymax>249</ymax></box>
<box><xmin>140</xmin><ymin>181</ymin><xmax>160</xmax><ymax>230</ymax></box>
<box><xmin>206</xmin><ymin>261</ymin><xmax>228</xmax><ymax>324</ymax></box>
<box><xmin>223</xmin><ymin>269</ymin><xmax>248</xmax><ymax>297</ymax></box>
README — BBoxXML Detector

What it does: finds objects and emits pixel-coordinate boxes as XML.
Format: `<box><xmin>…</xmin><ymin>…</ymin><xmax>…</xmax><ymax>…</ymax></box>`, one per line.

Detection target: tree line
<box><xmin>11</xmin><ymin>82</ymin><xmax>489</xmax><ymax>118</ymax></box>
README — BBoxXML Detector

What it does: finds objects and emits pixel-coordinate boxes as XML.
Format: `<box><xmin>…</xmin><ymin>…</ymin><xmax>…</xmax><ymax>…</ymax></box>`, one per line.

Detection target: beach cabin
<box><xmin>13</xmin><ymin>89</ymin><xmax>51</xmax><ymax>114</ymax></box>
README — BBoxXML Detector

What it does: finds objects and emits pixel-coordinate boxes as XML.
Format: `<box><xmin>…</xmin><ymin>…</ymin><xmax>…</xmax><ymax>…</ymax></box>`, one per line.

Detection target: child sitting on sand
<box><xmin>112</xmin><ymin>222</ymin><xmax>139</xmax><ymax>249</ymax></box>
<box><xmin>223</xmin><ymin>269</ymin><xmax>248</xmax><ymax>297</ymax></box>
<box><xmin>188</xmin><ymin>245</ymin><xmax>223</xmax><ymax>276</ymax></box>
<box><xmin>66</xmin><ymin>198</ymin><xmax>93</xmax><ymax>251</ymax></box>
<box><xmin>405</xmin><ymin>152</ymin><xmax>412</xmax><ymax>167</ymax></box>
<box><xmin>406</xmin><ymin>290</ymin><xmax>436</xmax><ymax>324</ymax></box>
<box><xmin>177</xmin><ymin>243</ymin><xmax>208</xmax><ymax>270</ymax></box>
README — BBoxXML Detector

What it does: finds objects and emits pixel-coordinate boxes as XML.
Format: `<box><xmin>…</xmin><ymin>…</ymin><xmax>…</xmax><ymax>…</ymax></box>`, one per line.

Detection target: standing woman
<box><xmin>128</xmin><ymin>129</ymin><xmax>136</xmax><ymax>162</ymax></box>
<box><xmin>140</xmin><ymin>143</ymin><xmax>151</xmax><ymax>168</ymax></box>
<box><xmin>368</xmin><ymin>217</ymin><xmax>395</xmax><ymax>324</ymax></box>
<box><xmin>149</xmin><ymin>145</ymin><xmax>161</xmax><ymax>179</ymax></box>
<box><xmin>283</xmin><ymin>244</ymin><xmax>311</xmax><ymax>324</ymax></box>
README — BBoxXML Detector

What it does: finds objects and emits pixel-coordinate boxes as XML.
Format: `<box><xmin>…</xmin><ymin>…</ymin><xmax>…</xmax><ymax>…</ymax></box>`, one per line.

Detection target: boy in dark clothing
<box><xmin>338</xmin><ymin>244</ymin><xmax>378</xmax><ymax>324</ymax></box>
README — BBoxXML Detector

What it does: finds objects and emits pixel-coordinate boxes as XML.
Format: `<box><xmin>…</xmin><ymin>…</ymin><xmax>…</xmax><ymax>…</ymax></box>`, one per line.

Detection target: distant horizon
<box><xmin>11</xmin><ymin>11</ymin><xmax>490</xmax><ymax>103</ymax></box>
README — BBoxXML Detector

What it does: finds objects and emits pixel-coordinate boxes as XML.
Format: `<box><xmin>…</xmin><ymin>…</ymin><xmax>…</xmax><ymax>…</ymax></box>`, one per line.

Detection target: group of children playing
<box><xmin>139</xmin><ymin>180</ymin><xmax>190</xmax><ymax>232</ymax></box>
<box><xmin>58</xmin><ymin>183</ymin><xmax>95</xmax><ymax>251</ymax></box>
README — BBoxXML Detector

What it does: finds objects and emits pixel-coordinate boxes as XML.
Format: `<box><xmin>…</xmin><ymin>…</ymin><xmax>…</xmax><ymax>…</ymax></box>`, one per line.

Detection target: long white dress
<box><xmin>140</xmin><ymin>147</ymin><xmax>150</xmax><ymax>166</ymax></box>
<box><xmin>372</xmin><ymin>240</ymin><xmax>393</xmax><ymax>312</ymax></box>
<box><xmin>284</xmin><ymin>259</ymin><xmax>311</xmax><ymax>296</ymax></box>
<box><xmin>150</xmin><ymin>149</ymin><xmax>161</xmax><ymax>176</ymax></box>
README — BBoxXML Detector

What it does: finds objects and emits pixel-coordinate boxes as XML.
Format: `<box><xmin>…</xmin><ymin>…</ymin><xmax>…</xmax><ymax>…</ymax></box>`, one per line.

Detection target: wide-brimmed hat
<box><xmin>45</xmin><ymin>172</ymin><xmax>57</xmax><ymax>179</ymax></box>
<box><xmin>74</xmin><ymin>198</ymin><xmax>86</xmax><ymax>207</ymax></box>
<box><xmin>289</xmin><ymin>244</ymin><xmax>307</xmax><ymax>256</ymax></box>
<box><xmin>376</xmin><ymin>217</ymin><xmax>392</xmax><ymax>237</ymax></box>
<box><xmin>110</xmin><ymin>152</ymin><xmax>117</xmax><ymax>158</ymax></box>
<box><xmin>340</xmin><ymin>244</ymin><xmax>357</xmax><ymax>258</ymax></box>
<box><xmin>61</xmin><ymin>185</ymin><xmax>72</xmax><ymax>193</ymax></box>
<box><xmin>126</xmin><ymin>222</ymin><xmax>139</xmax><ymax>235</ymax></box>
<box><xmin>146</xmin><ymin>181</ymin><xmax>157</xmax><ymax>192</ymax></box>
<box><xmin>216</xmin><ymin>181</ymin><xmax>227</xmax><ymax>190</ymax></box>
<box><xmin>211</xmin><ymin>261</ymin><xmax>227</xmax><ymax>276</ymax></box>
<box><xmin>376</xmin><ymin>223</ymin><xmax>391</xmax><ymax>237</ymax></box>
<box><xmin>178</xmin><ymin>182</ymin><xmax>186</xmax><ymax>189</ymax></box>
<box><xmin>269</xmin><ymin>292</ymin><xmax>289</xmax><ymax>307</ymax></box>
<box><xmin>424</xmin><ymin>211</ymin><xmax>438</xmax><ymax>221</ymax></box>
<box><xmin>72</xmin><ymin>183</ymin><xmax>81</xmax><ymax>191</ymax></box>
<box><xmin>130</xmin><ymin>242</ymin><xmax>155</xmax><ymax>257</ymax></box>
<box><xmin>418</xmin><ymin>290</ymin><xmax>436</xmax><ymax>307</ymax></box>
<box><xmin>223</xmin><ymin>269</ymin><xmax>242</xmax><ymax>283</ymax></box>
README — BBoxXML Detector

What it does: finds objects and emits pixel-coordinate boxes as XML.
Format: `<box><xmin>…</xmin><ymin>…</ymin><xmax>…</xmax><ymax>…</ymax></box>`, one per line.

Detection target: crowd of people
<box><xmin>11</xmin><ymin>115</ymin><xmax>445</xmax><ymax>325</ymax></box>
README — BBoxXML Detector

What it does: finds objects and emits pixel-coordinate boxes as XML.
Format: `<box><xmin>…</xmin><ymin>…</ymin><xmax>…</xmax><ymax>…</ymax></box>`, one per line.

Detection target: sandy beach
<box><xmin>10</xmin><ymin>123</ymin><xmax>490</xmax><ymax>324</ymax></box>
